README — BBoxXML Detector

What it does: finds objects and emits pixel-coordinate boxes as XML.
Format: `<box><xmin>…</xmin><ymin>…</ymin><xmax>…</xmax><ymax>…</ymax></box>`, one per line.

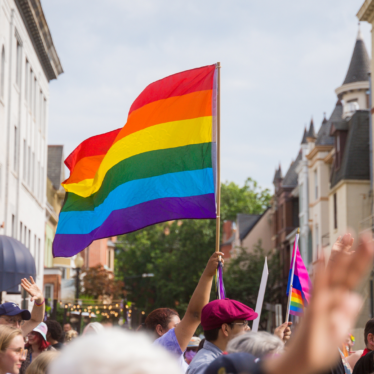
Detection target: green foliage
<box><xmin>115</xmin><ymin>178</ymin><xmax>272</xmax><ymax>317</ymax></box>
<box><xmin>224</xmin><ymin>242</ymin><xmax>280</xmax><ymax>329</ymax></box>
<box><xmin>221</xmin><ymin>178</ymin><xmax>271</xmax><ymax>221</ymax></box>
<box><xmin>115</xmin><ymin>219</ymin><xmax>216</xmax><ymax>315</ymax></box>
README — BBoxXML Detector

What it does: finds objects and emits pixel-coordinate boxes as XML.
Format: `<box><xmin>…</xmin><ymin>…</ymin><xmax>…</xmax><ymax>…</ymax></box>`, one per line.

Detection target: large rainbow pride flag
<box><xmin>286</xmin><ymin>236</ymin><xmax>311</xmax><ymax>316</ymax></box>
<box><xmin>53</xmin><ymin>64</ymin><xmax>218</xmax><ymax>257</ymax></box>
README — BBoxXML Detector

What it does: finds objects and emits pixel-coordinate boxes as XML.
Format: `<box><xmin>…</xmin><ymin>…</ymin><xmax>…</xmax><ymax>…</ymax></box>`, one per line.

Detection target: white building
<box><xmin>0</xmin><ymin>0</ymin><xmax>62</xmax><ymax>295</ymax></box>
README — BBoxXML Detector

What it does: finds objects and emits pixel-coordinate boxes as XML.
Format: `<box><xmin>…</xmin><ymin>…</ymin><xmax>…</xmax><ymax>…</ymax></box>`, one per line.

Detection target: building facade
<box><xmin>0</xmin><ymin>0</ymin><xmax>62</xmax><ymax>295</ymax></box>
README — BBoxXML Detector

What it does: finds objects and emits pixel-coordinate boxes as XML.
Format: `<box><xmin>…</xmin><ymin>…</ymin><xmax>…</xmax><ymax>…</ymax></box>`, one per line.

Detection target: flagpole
<box><xmin>285</xmin><ymin>228</ymin><xmax>300</xmax><ymax>323</ymax></box>
<box><xmin>215</xmin><ymin>62</ymin><xmax>221</xmax><ymax>256</ymax></box>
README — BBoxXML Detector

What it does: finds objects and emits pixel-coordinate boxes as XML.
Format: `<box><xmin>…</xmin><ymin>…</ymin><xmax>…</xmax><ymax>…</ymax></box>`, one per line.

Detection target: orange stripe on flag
<box><xmin>115</xmin><ymin>90</ymin><xmax>212</xmax><ymax>143</ymax></box>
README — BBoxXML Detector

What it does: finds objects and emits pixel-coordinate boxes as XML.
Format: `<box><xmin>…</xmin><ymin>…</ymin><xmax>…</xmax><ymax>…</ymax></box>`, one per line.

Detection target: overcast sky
<box><xmin>42</xmin><ymin>0</ymin><xmax>371</xmax><ymax>191</ymax></box>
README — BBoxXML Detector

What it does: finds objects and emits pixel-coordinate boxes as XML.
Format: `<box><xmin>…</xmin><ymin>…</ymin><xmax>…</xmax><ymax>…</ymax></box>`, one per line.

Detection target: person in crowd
<box><xmin>347</xmin><ymin>319</ymin><xmax>374</xmax><ymax>373</ymax></box>
<box><xmin>45</xmin><ymin>321</ymin><xmax>63</xmax><ymax>350</ymax></box>
<box><xmin>0</xmin><ymin>325</ymin><xmax>26</xmax><ymax>374</ymax></box>
<box><xmin>63</xmin><ymin>324</ymin><xmax>72</xmax><ymax>333</ymax></box>
<box><xmin>64</xmin><ymin>330</ymin><xmax>78</xmax><ymax>344</ymax></box>
<box><xmin>144</xmin><ymin>308</ymin><xmax>179</xmax><ymax>339</ymax></box>
<box><xmin>25</xmin><ymin>351</ymin><xmax>59</xmax><ymax>374</ymax></box>
<box><xmin>185</xmin><ymin>337</ymin><xmax>201</xmax><ymax>364</ymax></box>
<box><xmin>227</xmin><ymin>331</ymin><xmax>284</xmax><ymax>358</ymax></box>
<box><xmin>20</xmin><ymin>323</ymin><xmax>54</xmax><ymax>374</ymax></box>
<box><xmin>82</xmin><ymin>322</ymin><xmax>104</xmax><ymax>335</ymax></box>
<box><xmin>152</xmin><ymin>251</ymin><xmax>224</xmax><ymax>372</ymax></box>
<box><xmin>205</xmin><ymin>352</ymin><xmax>258</xmax><ymax>374</ymax></box>
<box><xmin>187</xmin><ymin>298</ymin><xmax>257</xmax><ymax>374</ymax></box>
<box><xmin>49</xmin><ymin>329</ymin><xmax>182</xmax><ymax>374</ymax></box>
<box><xmin>0</xmin><ymin>277</ymin><xmax>45</xmax><ymax>337</ymax></box>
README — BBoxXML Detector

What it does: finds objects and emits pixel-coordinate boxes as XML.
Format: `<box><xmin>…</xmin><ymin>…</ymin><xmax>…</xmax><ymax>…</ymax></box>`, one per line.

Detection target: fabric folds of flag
<box><xmin>286</xmin><ymin>239</ymin><xmax>312</xmax><ymax>316</ymax></box>
<box><xmin>53</xmin><ymin>64</ymin><xmax>218</xmax><ymax>257</ymax></box>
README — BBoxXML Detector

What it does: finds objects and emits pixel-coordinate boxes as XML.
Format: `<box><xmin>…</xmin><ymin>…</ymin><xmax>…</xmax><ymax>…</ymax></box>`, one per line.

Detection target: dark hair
<box><xmin>25</xmin><ymin>332</ymin><xmax>50</xmax><ymax>351</ymax></box>
<box><xmin>45</xmin><ymin>320</ymin><xmax>63</xmax><ymax>341</ymax></box>
<box><xmin>198</xmin><ymin>338</ymin><xmax>205</xmax><ymax>352</ymax></box>
<box><xmin>144</xmin><ymin>308</ymin><xmax>179</xmax><ymax>333</ymax></box>
<box><xmin>204</xmin><ymin>328</ymin><xmax>221</xmax><ymax>342</ymax></box>
<box><xmin>364</xmin><ymin>319</ymin><xmax>374</xmax><ymax>346</ymax></box>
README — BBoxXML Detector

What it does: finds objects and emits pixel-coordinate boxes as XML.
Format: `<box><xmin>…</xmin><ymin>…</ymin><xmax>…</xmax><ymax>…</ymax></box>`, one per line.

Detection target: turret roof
<box><xmin>301</xmin><ymin>127</ymin><xmax>307</xmax><ymax>144</ymax></box>
<box><xmin>307</xmin><ymin>119</ymin><xmax>316</xmax><ymax>139</ymax></box>
<box><xmin>316</xmin><ymin>100</ymin><xmax>343</xmax><ymax>146</ymax></box>
<box><xmin>282</xmin><ymin>151</ymin><xmax>302</xmax><ymax>187</ymax></box>
<box><xmin>342</xmin><ymin>27</ymin><xmax>370</xmax><ymax>85</ymax></box>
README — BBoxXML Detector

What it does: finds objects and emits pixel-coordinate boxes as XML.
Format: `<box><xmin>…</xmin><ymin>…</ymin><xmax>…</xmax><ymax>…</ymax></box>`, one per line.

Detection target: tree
<box><xmin>115</xmin><ymin>177</ymin><xmax>272</xmax><ymax>316</ymax></box>
<box><xmin>83</xmin><ymin>265</ymin><xmax>124</xmax><ymax>300</ymax></box>
<box><xmin>224</xmin><ymin>241</ymin><xmax>280</xmax><ymax>330</ymax></box>
<box><xmin>221</xmin><ymin>178</ymin><xmax>271</xmax><ymax>221</ymax></box>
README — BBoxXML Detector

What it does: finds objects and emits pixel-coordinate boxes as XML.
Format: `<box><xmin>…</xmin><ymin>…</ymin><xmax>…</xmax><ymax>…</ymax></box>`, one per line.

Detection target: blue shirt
<box><xmin>187</xmin><ymin>340</ymin><xmax>222</xmax><ymax>374</ymax></box>
<box><xmin>154</xmin><ymin>328</ymin><xmax>189</xmax><ymax>372</ymax></box>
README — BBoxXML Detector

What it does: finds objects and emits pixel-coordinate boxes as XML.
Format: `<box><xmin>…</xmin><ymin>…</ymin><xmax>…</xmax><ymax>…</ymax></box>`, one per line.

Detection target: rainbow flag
<box><xmin>53</xmin><ymin>64</ymin><xmax>218</xmax><ymax>257</ymax></box>
<box><xmin>286</xmin><ymin>236</ymin><xmax>311</xmax><ymax>316</ymax></box>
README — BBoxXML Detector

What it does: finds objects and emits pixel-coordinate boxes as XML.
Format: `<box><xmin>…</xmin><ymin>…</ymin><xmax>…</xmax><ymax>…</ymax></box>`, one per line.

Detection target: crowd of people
<box><xmin>0</xmin><ymin>232</ymin><xmax>373</xmax><ymax>374</ymax></box>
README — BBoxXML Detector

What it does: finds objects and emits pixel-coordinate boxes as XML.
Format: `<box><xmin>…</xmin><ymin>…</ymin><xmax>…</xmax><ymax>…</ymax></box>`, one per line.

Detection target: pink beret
<box><xmin>201</xmin><ymin>299</ymin><xmax>258</xmax><ymax>330</ymax></box>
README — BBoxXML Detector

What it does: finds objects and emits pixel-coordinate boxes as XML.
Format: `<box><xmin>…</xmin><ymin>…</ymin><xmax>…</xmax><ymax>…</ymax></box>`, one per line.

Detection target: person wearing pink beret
<box><xmin>187</xmin><ymin>298</ymin><xmax>257</xmax><ymax>374</ymax></box>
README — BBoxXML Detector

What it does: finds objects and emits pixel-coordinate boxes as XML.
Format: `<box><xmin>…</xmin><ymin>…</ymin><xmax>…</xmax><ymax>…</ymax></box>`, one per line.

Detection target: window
<box><xmin>28</xmin><ymin>229</ymin><xmax>31</xmax><ymax>250</ymax></box>
<box><xmin>11</xmin><ymin>215</ymin><xmax>15</xmax><ymax>238</ymax></box>
<box><xmin>33</xmin><ymin>78</ymin><xmax>37</xmax><ymax>116</ymax></box>
<box><xmin>333</xmin><ymin>193</ymin><xmax>337</xmax><ymax>230</ymax></box>
<box><xmin>44</xmin><ymin>284</ymin><xmax>53</xmax><ymax>300</ymax></box>
<box><xmin>27</xmin><ymin>146</ymin><xmax>31</xmax><ymax>185</ymax></box>
<box><xmin>40</xmin><ymin>166</ymin><xmax>44</xmax><ymax>199</ymax></box>
<box><xmin>31</xmin><ymin>152</ymin><xmax>35</xmax><ymax>191</ymax></box>
<box><xmin>107</xmin><ymin>249</ymin><xmax>112</xmax><ymax>269</ymax></box>
<box><xmin>24</xmin><ymin>59</ymin><xmax>28</xmax><ymax>101</ymax></box>
<box><xmin>43</xmin><ymin>98</ymin><xmax>47</xmax><ymax>134</ymax></box>
<box><xmin>23</xmin><ymin>140</ymin><xmax>26</xmax><ymax>180</ymax></box>
<box><xmin>29</xmin><ymin>69</ymin><xmax>33</xmax><ymax>108</ymax></box>
<box><xmin>315</xmin><ymin>225</ymin><xmax>319</xmax><ymax>259</ymax></box>
<box><xmin>13</xmin><ymin>126</ymin><xmax>17</xmax><ymax>172</ymax></box>
<box><xmin>39</xmin><ymin>91</ymin><xmax>43</xmax><ymax>130</ymax></box>
<box><xmin>24</xmin><ymin>225</ymin><xmax>27</xmax><ymax>246</ymax></box>
<box><xmin>37</xmin><ymin>238</ymin><xmax>41</xmax><ymax>275</ymax></box>
<box><xmin>15</xmin><ymin>41</ymin><xmax>22</xmax><ymax>87</ymax></box>
<box><xmin>19</xmin><ymin>222</ymin><xmax>22</xmax><ymax>242</ymax></box>
<box><xmin>314</xmin><ymin>169</ymin><xmax>318</xmax><ymax>199</ymax></box>
<box><xmin>0</xmin><ymin>47</ymin><xmax>5</xmax><ymax>99</ymax></box>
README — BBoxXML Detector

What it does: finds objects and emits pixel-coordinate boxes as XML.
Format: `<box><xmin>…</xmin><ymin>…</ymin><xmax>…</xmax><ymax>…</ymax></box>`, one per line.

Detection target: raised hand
<box><xmin>274</xmin><ymin>321</ymin><xmax>292</xmax><ymax>343</ymax></box>
<box><xmin>264</xmin><ymin>232</ymin><xmax>374</xmax><ymax>374</ymax></box>
<box><xmin>21</xmin><ymin>277</ymin><xmax>44</xmax><ymax>303</ymax></box>
<box><xmin>204</xmin><ymin>252</ymin><xmax>224</xmax><ymax>277</ymax></box>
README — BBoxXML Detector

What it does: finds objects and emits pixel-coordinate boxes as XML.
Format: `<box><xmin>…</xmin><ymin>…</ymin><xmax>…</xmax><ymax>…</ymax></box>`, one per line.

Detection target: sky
<box><xmin>42</xmin><ymin>0</ymin><xmax>372</xmax><ymax>191</ymax></box>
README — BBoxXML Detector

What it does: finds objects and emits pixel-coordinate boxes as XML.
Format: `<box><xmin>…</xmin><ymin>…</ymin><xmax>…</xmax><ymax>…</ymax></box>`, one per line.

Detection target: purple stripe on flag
<box><xmin>53</xmin><ymin>193</ymin><xmax>216</xmax><ymax>258</ymax></box>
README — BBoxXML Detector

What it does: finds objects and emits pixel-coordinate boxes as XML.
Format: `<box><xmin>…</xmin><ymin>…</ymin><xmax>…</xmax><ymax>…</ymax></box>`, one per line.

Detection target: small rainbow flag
<box><xmin>53</xmin><ymin>64</ymin><xmax>219</xmax><ymax>257</ymax></box>
<box><xmin>286</xmin><ymin>234</ymin><xmax>311</xmax><ymax>316</ymax></box>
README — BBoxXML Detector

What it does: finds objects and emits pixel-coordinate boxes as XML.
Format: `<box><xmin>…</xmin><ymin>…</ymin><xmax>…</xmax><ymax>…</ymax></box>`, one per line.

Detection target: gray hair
<box><xmin>227</xmin><ymin>331</ymin><xmax>284</xmax><ymax>358</ymax></box>
<box><xmin>49</xmin><ymin>328</ymin><xmax>182</xmax><ymax>374</ymax></box>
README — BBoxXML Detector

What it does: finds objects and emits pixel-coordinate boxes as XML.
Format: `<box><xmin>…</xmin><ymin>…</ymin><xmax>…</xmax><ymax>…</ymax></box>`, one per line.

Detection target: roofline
<box><xmin>335</xmin><ymin>81</ymin><xmax>369</xmax><ymax>99</ymax></box>
<box><xmin>306</xmin><ymin>145</ymin><xmax>334</xmax><ymax>160</ymax></box>
<box><xmin>15</xmin><ymin>0</ymin><xmax>63</xmax><ymax>81</ymax></box>
<box><xmin>357</xmin><ymin>0</ymin><xmax>374</xmax><ymax>22</ymax></box>
<box><xmin>240</xmin><ymin>207</ymin><xmax>270</xmax><ymax>241</ymax></box>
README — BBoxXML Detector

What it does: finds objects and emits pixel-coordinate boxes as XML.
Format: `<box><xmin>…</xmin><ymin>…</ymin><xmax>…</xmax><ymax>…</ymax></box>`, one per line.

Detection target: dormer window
<box><xmin>344</xmin><ymin>100</ymin><xmax>359</xmax><ymax>118</ymax></box>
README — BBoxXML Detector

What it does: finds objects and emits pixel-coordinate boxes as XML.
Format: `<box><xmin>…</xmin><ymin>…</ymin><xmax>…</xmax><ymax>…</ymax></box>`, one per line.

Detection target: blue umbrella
<box><xmin>0</xmin><ymin>235</ymin><xmax>36</xmax><ymax>293</ymax></box>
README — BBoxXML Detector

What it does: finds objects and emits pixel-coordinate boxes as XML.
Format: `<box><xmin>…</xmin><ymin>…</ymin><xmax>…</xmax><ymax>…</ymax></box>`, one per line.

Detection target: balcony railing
<box><xmin>322</xmin><ymin>233</ymin><xmax>330</xmax><ymax>248</ymax></box>
<box><xmin>359</xmin><ymin>215</ymin><xmax>374</xmax><ymax>233</ymax></box>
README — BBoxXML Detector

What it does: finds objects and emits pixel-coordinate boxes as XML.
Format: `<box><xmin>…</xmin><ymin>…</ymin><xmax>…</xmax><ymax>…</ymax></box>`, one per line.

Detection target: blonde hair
<box><xmin>0</xmin><ymin>325</ymin><xmax>23</xmax><ymax>351</ymax></box>
<box><xmin>64</xmin><ymin>330</ymin><xmax>78</xmax><ymax>343</ymax></box>
<box><xmin>25</xmin><ymin>351</ymin><xmax>59</xmax><ymax>374</ymax></box>
<box><xmin>50</xmin><ymin>329</ymin><xmax>182</xmax><ymax>374</ymax></box>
